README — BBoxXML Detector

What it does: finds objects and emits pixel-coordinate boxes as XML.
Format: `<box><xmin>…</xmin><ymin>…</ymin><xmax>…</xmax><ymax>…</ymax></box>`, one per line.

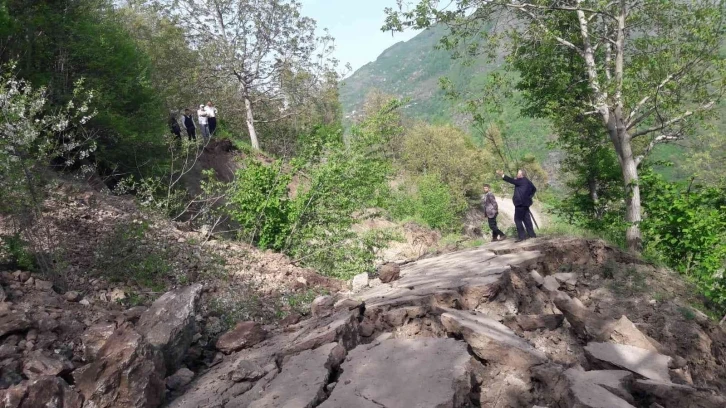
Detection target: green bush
<box><xmin>388</xmin><ymin>173</ymin><xmax>467</xmax><ymax>233</ymax></box>
<box><xmin>0</xmin><ymin>234</ymin><xmax>36</xmax><ymax>271</ymax></box>
<box><xmin>640</xmin><ymin>171</ymin><xmax>726</xmax><ymax>307</ymax></box>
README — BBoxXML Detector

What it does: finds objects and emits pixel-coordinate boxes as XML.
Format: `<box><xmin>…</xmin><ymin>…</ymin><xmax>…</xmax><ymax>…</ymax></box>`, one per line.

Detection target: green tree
<box><xmin>162</xmin><ymin>0</ymin><xmax>340</xmax><ymax>150</ymax></box>
<box><xmin>385</xmin><ymin>0</ymin><xmax>726</xmax><ymax>252</ymax></box>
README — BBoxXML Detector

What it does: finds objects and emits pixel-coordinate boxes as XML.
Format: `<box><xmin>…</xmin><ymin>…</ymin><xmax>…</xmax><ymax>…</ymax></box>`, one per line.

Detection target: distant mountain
<box><xmin>340</xmin><ymin>25</ymin><xmax>553</xmax><ymax>162</ymax></box>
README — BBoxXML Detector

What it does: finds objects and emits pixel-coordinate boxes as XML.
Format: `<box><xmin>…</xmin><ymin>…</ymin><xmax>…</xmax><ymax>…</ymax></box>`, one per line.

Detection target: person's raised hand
<box><xmin>496</xmin><ymin>170</ymin><xmax>504</xmax><ymax>177</ymax></box>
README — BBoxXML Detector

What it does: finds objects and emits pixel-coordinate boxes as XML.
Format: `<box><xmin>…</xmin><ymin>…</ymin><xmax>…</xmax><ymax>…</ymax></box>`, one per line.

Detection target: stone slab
<box><xmin>584</xmin><ymin>343</ymin><xmax>672</xmax><ymax>382</ymax></box>
<box><xmin>440</xmin><ymin>308</ymin><xmax>547</xmax><ymax>369</ymax></box>
<box><xmin>319</xmin><ymin>338</ymin><xmax>473</xmax><ymax>408</ymax></box>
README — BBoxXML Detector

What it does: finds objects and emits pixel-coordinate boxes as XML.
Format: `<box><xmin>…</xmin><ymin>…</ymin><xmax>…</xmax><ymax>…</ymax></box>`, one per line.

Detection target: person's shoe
<box><xmin>499</xmin><ymin>234</ymin><xmax>507</xmax><ymax>241</ymax></box>
<box><xmin>514</xmin><ymin>238</ymin><xmax>528</xmax><ymax>243</ymax></box>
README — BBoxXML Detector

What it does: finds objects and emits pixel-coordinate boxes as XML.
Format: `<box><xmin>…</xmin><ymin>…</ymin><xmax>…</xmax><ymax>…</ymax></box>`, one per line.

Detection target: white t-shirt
<box><xmin>205</xmin><ymin>106</ymin><xmax>217</xmax><ymax>118</ymax></box>
<box><xmin>197</xmin><ymin>109</ymin><xmax>208</xmax><ymax>125</ymax></box>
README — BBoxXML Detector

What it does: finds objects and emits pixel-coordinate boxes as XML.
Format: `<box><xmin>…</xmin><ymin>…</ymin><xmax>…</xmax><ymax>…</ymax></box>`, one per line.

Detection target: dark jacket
<box><xmin>503</xmin><ymin>175</ymin><xmax>536</xmax><ymax>207</ymax></box>
<box><xmin>482</xmin><ymin>192</ymin><xmax>498</xmax><ymax>218</ymax></box>
<box><xmin>183</xmin><ymin>114</ymin><xmax>195</xmax><ymax>129</ymax></box>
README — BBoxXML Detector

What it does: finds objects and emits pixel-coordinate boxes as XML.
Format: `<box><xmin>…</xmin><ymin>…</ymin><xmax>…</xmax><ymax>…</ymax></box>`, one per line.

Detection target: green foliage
<box><xmin>640</xmin><ymin>171</ymin><xmax>726</xmax><ymax>307</ymax></box>
<box><xmin>227</xmin><ymin>104</ymin><xmax>398</xmax><ymax>279</ymax></box>
<box><xmin>0</xmin><ymin>234</ymin><xmax>36</xmax><ymax>271</ymax></box>
<box><xmin>388</xmin><ymin>173</ymin><xmax>467</xmax><ymax>233</ymax></box>
<box><xmin>228</xmin><ymin>159</ymin><xmax>292</xmax><ymax>250</ymax></box>
<box><xmin>92</xmin><ymin>220</ymin><xmax>172</xmax><ymax>291</ymax></box>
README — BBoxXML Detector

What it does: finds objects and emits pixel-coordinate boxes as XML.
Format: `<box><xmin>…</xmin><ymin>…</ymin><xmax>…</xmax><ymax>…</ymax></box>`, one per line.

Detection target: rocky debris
<box><xmin>166</xmin><ymin>367</ymin><xmax>195</xmax><ymax>391</ymax></box>
<box><xmin>554</xmin><ymin>291</ymin><xmax>615</xmax><ymax>340</ymax></box>
<box><xmin>378</xmin><ymin>262</ymin><xmax>401</xmax><ymax>283</ymax></box>
<box><xmin>81</xmin><ymin>321</ymin><xmax>117</xmax><ymax>361</ymax></box>
<box><xmin>311</xmin><ymin>295</ymin><xmax>336</xmax><ymax>318</ymax></box>
<box><xmin>74</xmin><ymin>324</ymin><xmax>166</xmax><ymax>408</ymax></box>
<box><xmin>34</xmin><ymin>279</ymin><xmax>54</xmax><ymax>291</ymax></box>
<box><xmin>352</xmin><ymin>272</ymin><xmax>369</xmax><ymax>292</ymax></box>
<box><xmin>0</xmin><ymin>311</ymin><xmax>32</xmax><ymax>338</ymax></box>
<box><xmin>248</xmin><ymin>342</ymin><xmax>345</xmax><ymax>408</ymax></box>
<box><xmin>18</xmin><ymin>376</ymin><xmax>83</xmax><ymax>408</ymax></box>
<box><xmin>585</xmin><ymin>342</ymin><xmax>672</xmax><ymax>382</ymax></box>
<box><xmin>440</xmin><ymin>308</ymin><xmax>546</xmax><ymax>369</ymax></box>
<box><xmin>283</xmin><ymin>310</ymin><xmax>360</xmax><ymax>355</ymax></box>
<box><xmin>578</xmin><ymin>369</ymin><xmax>636</xmax><ymax>403</ymax></box>
<box><xmin>632</xmin><ymin>379</ymin><xmax>726</xmax><ymax>408</ymax></box>
<box><xmin>228</xmin><ymin>360</ymin><xmax>266</xmax><ymax>382</ymax></box>
<box><xmin>215</xmin><ymin>321</ymin><xmax>268</xmax><ymax>354</ymax></box>
<box><xmin>333</xmin><ymin>297</ymin><xmax>362</xmax><ymax>312</ymax></box>
<box><xmin>136</xmin><ymin>284</ymin><xmax>203</xmax><ymax>373</ymax></box>
<box><xmin>505</xmin><ymin>314</ymin><xmax>564</xmax><ymax>332</ymax></box>
<box><xmin>63</xmin><ymin>291</ymin><xmax>81</xmax><ymax>302</ymax></box>
<box><xmin>320</xmin><ymin>338</ymin><xmax>474</xmax><ymax>408</ymax></box>
<box><xmin>543</xmin><ymin>275</ymin><xmax>560</xmax><ymax>292</ymax></box>
<box><xmin>22</xmin><ymin>350</ymin><xmax>73</xmax><ymax>380</ymax></box>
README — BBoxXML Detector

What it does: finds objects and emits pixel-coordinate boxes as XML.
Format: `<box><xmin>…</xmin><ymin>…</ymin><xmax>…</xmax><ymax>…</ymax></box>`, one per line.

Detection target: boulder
<box><xmin>73</xmin><ymin>325</ymin><xmax>166</xmax><ymax>408</ymax></box>
<box><xmin>22</xmin><ymin>350</ymin><xmax>73</xmax><ymax>380</ymax></box>
<box><xmin>505</xmin><ymin>314</ymin><xmax>564</xmax><ymax>332</ymax></box>
<box><xmin>584</xmin><ymin>342</ymin><xmax>672</xmax><ymax>382</ymax></box>
<box><xmin>378</xmin><ymin>263</ymin><xmax>401</xmax><ymax>283</ymax></box>
<box><xmin>554</xmin><ymin>292</ymin><xmax>615</xmax><ymax>340</ymax></box>
<box><xmin>34</xmin><ymin>279</ymin><xmax>53</xmax><ymax>291</ymax></box>
<box><xmin>63</xmin><ymin>291</ymin><xmax>81</xmax><ymax>302</ymax></box>
<box><xmin>166</xmin><ymin>367</ymin><xmax>195</xmax><ymax>391</ymax></box>
<box><xmin>562</xmin><ymin>367</ymin><xmax>636</xmax><ymax>408</ymax></box>
<box><xmin>542</xmin><ymin>276</ymin><xmax>560</xmax><ymax>292</ymax></box>
<box><xmin>0</xmin><ymin>311</ymin><xmax>31</xmax><ymax>338</ymax></box>
<box><xmin>228</xmin><ymin>360</ymin><xmax>266</xmax><ymax>382</ymax></box>
<box><xmin>136</xmin><ymin>284</ymin><xmax>202</xmax><ymax>372</ymax></box>
<box><xmin>248</xmin><ymin>343</ymin><xmax>345</xmax><ymax>408</ymax></box>
<box><xmin>553</xmin><ymin>272</ymin><xmax>578</xmax><ymax>286</ymax></box>
<box><xmin>0</xmin><ymin>382</ymin><xmax>27</xmax><ymax>407</ymax></box>
<box><xmin>319</xmin><ymin>338</ymin><xmax>473</xmax><ymax>408</ymax></box>
<box><xmin>215</xmin><ymin>321</ymin><xmax>267</xmax><ymax>354</ymax></box>
<box><xmin>352</xmin><ymin>273</ymin><xmax>369</xmax><ymax>292</ymax></box>
<box><xmin>530</xmin><ymin>270</ymin><xmax>545</xmax><ymax>286</ymax></box>
<box><xmin>632</xmin><ymin>379</ymin><xmax>726</xmax><ymax>408</ymax></box>
<box><xmin>440</xmin><ymin>308</ymin><xmax>546</xmax><ymax>369</ymax></box>
<box><xmin>333</xmin><ymin>297</ymin><xmax>363</xmax><ymax>312</ymax></box>
<box><xmin>81</xmin><ymin>321</ymin><xmax>117</xmax><ymax>361</ymax></box>
<box><xmin>20</xmin><ymin>376</ymin><xmax>83</xmax><ymax>408</ymax></box>
<box><xmin>311</xmin><ymin>295</ymin><xmax>336</xmax><ymax>318</ymax></box>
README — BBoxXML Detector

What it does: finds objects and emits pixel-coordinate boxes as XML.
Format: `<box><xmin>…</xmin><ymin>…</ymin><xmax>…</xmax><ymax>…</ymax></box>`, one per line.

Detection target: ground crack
<box><xmin>355</xmin><ymin>390</ymin><xmax>388</xmax><ymax>408</ymax></box>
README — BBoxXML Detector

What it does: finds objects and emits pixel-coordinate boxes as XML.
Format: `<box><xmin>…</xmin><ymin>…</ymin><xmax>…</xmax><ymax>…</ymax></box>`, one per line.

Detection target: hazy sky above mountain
<box><xmin>300</xmin><ymin>0</ymin><xmax>419</xmax><ymax>75</ymax></box>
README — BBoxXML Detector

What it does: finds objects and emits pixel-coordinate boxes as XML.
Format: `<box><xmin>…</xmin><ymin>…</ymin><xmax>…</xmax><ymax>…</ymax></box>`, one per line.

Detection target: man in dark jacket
<box><xmin>482</xmin><ymin>184</ymin><xmax>506</xmax><ymax>241</ymax></box>
<box><xmin>182</xmin><ymin>109</ymin><xmax>196</xmax><ymax>141</ymax></box>
<box><xmin>497</xmin><ymin>169</ymin><xmax>537</xmax><ymax>242</ymax></box>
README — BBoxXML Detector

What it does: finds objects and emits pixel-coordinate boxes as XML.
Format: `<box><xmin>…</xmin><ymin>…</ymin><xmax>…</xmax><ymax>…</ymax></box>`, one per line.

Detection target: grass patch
<box><xmin>608</xmin><ymin>266</ymin><xmax>647</xmax><ymax>297</ymax></box>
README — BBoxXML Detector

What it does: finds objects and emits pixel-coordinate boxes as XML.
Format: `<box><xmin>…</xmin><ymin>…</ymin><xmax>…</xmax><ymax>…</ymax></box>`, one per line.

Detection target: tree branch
<box><xmin>635</xmin><ymin>134</ymin><xmax>681</xmax><ymax>167</ymax></box>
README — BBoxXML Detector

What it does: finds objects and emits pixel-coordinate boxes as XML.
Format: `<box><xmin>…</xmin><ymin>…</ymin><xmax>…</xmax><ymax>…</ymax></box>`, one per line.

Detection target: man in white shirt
<box><xmin>197</xmin><ymin>105</ymin><xmax>209</xmax><ymax>139</ymax></box>
<box><xmin>205</xmin><ymin>101</ymin><xmax>218</xmax><ymax>136</ymax></box>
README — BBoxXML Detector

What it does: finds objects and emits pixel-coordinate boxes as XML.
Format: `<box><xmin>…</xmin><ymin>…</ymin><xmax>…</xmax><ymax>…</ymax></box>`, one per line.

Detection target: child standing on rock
<box><xmin>482</xmin><ymin>184</ymin><xmax>506</xmax><ymax>241</ymax></box>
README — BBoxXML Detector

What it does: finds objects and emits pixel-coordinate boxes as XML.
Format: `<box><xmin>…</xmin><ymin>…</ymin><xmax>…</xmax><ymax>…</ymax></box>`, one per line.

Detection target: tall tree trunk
<box><xmin>240</xmin><ymin>82</ymin><xmax>260</xmax><ymax>150</ymax></box>
<box><xmin>619</xmin><ymin>137</ymin><xmax>642</xmax><ymax>252</ymax></box>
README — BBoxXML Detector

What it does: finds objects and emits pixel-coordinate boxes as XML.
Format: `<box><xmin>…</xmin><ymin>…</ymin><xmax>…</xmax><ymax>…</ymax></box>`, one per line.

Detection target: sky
<box><xmin>300</xmin><ymin>0</ymin><xmax>420</xmax><ymax>75</ymax></box>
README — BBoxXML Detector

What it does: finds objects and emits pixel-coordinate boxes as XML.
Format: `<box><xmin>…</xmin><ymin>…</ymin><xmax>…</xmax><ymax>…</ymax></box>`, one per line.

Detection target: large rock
<box><xmin>562</xmin><ymin>367</ymin><xmax>636</xmax><ymax>408</ymax></box>
<box><xmin>378</xmin><ymin>263</ymin><xmax>401</xmax><ymax>283</ymax></box>
<box><xmin>440</xmin><ymin>308</ymin><xmax>547</xmax><ymax>369</ymax></box>
<box><xmin>136</xmin><ymin>284</ymin><xmax>202</xmax><ymax>373</ymax></box>
<box><xmin>319</xmin><ymin>338</ymin><xmax>474</xmax><ymax>408</ymax></box>
<box><xmin>22</xmin><ymin>350</ymin><xmax>73</xmax><ymax>380</ymax></box>
<box><xmin>248</xmin><ymin>342</ymin><xmax>345</xmax><ymax>408</ymax></box>
<box><xmin>21</xmin><ymin>376</ymin><xmax>83</xmax><ymax>408</ymax></box>
<box><xmin>584</xmin><ymin>342</ymin><xmax>672</xmax><ymax>382</ymax></box>
<box><xmin>632</xmin><ymin>379</ymin><xmax>726</xmax><ymax>408</ymax></box>
<box><xmin>311</xmin><ymin>295</ymin><xmax>336</xmax><ymax>318</ymax></box>
<box><xmin>554</xmin><ymin>292</ymin><xmax>615</xmax><ymax>340</ymax></box>
<box><xmin>74</xmin><ymin>324</ymin><xmax>166</xmax><ymax>408</ymax></box>
<box><xmin>81</xmin><ymin>321</ymin><xmax>117</xmax><ymax>361</ymax></box>
<box><xmin>610</xmin><ymin>316</ymin><xmax>660</xmax><ymax>351</ymax></box>
<box><xmin>216</xmin><ymin>321</ymin><xmax>268</xmax><ymax>354</ymax></box>
<box><xmin>0</xmin><ymin>311</ymin><xmax>31</xmax><ymax>338</ymax></box>
<box><xmin>352</xmin><ymin>273</ymin><xmax>369</xmax><ymax>292</ymax></box>
<box><xmin>166</xmin><ymin>367</ymin><xmax>195</xmax><ymax>391</ymax></box>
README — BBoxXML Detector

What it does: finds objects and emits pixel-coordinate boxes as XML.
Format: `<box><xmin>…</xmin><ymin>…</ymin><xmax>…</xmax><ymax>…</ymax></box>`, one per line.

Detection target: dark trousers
<box><xmin>514</xmin><ymin>206</ymin><xmax>536</xmax><ymax>240</ymax></box>
<box><xmin>186</xmin><ymin>126</ymin><xmax>196</xmax><ymax>141</ymax></box>
<box><xmin>208</xmin><ymin>117</ymin><xmax>217</xmax><ymax>136</ymax></box>
<box><xmin>487</xmin><ymin>216</ymin><xmax>504</xmax><ymax>240</ymax></box>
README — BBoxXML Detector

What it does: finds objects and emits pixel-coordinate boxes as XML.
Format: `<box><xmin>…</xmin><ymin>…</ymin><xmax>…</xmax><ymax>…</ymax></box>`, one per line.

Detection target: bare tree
<box><xmin>162</xmin><ymin>0</ymin><xmax>338</xmax><ymax>149</ymax></box>
<box><xmin>385</xmin><ymin>0</ymin><xmax>726</xmax><ymax>251</ymax></box>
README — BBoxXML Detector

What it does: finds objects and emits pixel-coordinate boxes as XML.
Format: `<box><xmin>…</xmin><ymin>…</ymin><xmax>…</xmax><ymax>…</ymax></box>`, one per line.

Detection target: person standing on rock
<box><xmin>496</xmin><ymin>169</ymin><xmax>537</xmax><ymax>242</ymax></box>
<box><xmin>197</xmin><ymin>104</ymin><xmax>210</xmax><ymax>140</ymax></box>
<box><xmin>205</xmin><ymin>101</ymin><xmax>218</xmax><ymax>136</ymax></box>
<box><xmin>182</xmin><ymin>108</ymin><xmax>196</xmax><ymax>141</ymax></box>
<box><xmin>482</xmin><ymin>184</ymin><xmax>506</xmax><ymax>241</ymax></box>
